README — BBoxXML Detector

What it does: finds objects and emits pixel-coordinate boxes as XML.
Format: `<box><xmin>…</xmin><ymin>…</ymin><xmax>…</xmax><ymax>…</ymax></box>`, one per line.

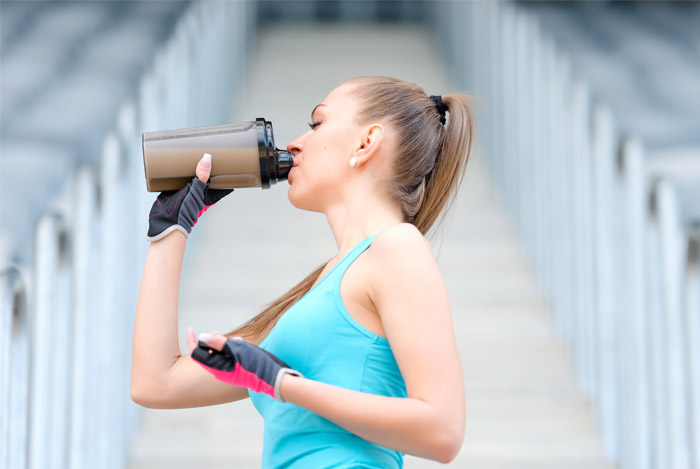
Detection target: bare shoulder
<box><xmin>367</xmin><ymin>223</ymin><xmax>435</xmax><ymax>268</ymax></box>
<box><xmin>365</xmin><ymin>224</ymin><xmax>448</xmax><ymax>321</ymax></box>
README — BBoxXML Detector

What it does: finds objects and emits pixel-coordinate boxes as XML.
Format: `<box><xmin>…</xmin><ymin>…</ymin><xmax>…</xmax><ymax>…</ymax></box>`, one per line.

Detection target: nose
<box><xmin>286</xmin><ymin>132</ymin><xmax>306</xmax><ymax>155</ymax></box>
<box><xmin>287</xmin><ymin>138</ymin><xmax>302</xmax><ymax>156</ymax></box>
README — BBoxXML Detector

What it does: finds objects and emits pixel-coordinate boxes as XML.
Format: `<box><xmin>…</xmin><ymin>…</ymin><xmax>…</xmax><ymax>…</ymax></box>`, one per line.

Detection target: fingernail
<box><xmin>199</xmin><ymin>332</ymin><xmax>213</xmax><ymax>343</ymax></box>
<box><xmin>202</xmin><ymin>153</ymin><xmax>212</xmax><ymax>167</ymax></box>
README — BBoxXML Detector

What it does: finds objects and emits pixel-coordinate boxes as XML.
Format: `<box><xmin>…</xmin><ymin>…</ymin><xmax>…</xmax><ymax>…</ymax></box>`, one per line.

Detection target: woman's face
<box><xmin>286</xmin><ymin>84</ymin><xmax>364</xmax><ymax>212</ymax></box>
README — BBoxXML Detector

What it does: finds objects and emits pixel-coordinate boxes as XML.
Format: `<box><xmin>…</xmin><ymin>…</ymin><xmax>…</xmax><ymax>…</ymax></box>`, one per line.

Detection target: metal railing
<box><xmin>0</xmin><ymin>2</ymin><xmax>251</xmax><ymax>467</ymax></box>
<box><xmin>2</xmin><ymin>1</ymin><xmax>697</xmax><ymax>468</ymax></box>
<box><xmin>436</xmin><ymin>2</ymin><xmax>700</xmax><ymax>469</ymax></box>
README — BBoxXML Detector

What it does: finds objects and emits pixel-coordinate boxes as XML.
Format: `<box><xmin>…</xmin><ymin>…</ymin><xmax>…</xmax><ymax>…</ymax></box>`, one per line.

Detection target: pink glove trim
<box><xmin>197</xmin><ymin>361</ymin><xmax>276</xmax><ymax>399</ymax></box>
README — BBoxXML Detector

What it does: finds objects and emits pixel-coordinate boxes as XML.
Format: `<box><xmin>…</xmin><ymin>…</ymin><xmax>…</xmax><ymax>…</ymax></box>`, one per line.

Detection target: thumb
<box><xmin>196</xmin><ymin>153</ymin><xmax>212</xmax><ymax>183</ymax></box>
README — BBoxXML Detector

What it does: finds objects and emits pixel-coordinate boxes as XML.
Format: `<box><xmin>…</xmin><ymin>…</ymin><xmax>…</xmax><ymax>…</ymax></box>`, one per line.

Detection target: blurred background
<box><xmin>1</xmin><ymin>1</ymin><xmax>699</xmax><ymax>468</ymax></box>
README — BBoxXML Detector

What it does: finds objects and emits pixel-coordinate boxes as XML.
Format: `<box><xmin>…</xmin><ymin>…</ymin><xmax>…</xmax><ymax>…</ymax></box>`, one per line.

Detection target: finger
<box><xmin>210</xmin><ymin>334</ymin><xmax>227</xmax><ymax>350</ymax></box>
<box><xmin>187</xmin><ymin>327</ymin><xmax>197</xmax><ymax>353</ymax></box>
<box><xmin>199</xmin><ymin>332</ymin><xmax>226</xmax><ymax>351</ymax></box>
<box><xmin>195</xmin><ymin>153</ymin><xmax>212</xmax><ymax>183</ymax></box>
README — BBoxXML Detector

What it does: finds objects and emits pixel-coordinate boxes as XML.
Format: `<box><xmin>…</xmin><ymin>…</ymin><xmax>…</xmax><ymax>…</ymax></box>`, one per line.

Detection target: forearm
<box><xmin>280</xmin><ymin>376</ymin><xmax>463</xmax><ymax>463</ymax></box>
<box><xmin>131</xmin><ymin>232</ymin><xmax>187</xmax><ymax>392</ymax></box>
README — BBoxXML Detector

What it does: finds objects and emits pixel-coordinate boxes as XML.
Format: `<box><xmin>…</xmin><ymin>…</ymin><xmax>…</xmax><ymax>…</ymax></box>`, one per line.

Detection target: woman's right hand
<box><xmin>146</xmin><ymin>153</ymin><xmax>233</xmax><ymax>242</ymax></box>
<box><xmin>187</xmin><ymin>330</ymin><xmax>302</xmax><ymax>403</ymax></box>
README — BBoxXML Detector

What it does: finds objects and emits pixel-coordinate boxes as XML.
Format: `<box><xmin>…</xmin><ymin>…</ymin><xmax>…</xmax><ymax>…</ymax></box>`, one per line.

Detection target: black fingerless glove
<box><xmin>192</xmin><ymin>338</ymin><xmax>302</xmax><ymax>402</ymax></box>
<box><xmin>147</xmin><ymin>177</ymin><xmax>232</xmax><ymax>241</ymax></box>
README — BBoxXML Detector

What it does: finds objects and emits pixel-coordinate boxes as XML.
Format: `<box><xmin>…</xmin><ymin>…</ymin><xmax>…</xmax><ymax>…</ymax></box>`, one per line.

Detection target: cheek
<box><xmin>287</xmin><ymin>176</ymin><xmax>326</xmax><ymax>212</ymax></box>
<box><xmin>287</xmin><ymin>161</ymin><xmax>344</xmax><ymax>211</ymax></box>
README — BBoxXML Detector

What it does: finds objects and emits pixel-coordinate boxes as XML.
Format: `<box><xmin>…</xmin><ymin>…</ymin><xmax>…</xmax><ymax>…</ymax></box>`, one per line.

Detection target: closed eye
<box><xmin>308</xmin><ymin>121</ymin><xmax>321</xmax><ymax>130</ymax></box>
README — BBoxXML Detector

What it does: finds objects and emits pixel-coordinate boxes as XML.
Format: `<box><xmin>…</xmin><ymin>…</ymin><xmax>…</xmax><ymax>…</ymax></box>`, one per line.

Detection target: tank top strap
<box><xmin>325</xmin><ymin>234</ymin><xmax>376</xmax><ymax>286</ymax></box>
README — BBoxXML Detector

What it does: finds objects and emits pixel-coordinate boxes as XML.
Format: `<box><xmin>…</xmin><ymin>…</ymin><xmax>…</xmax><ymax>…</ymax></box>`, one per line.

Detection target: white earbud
<box><xmin>349</xmin><ymin>157</ymin><xmax>357</xmax><ymax>168</ymax></box>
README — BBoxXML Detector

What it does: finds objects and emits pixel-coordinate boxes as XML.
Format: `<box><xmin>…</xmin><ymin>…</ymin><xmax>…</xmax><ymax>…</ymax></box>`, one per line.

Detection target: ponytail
<box><xmin>226</xmin><ymin>77</ymin><xmax>476</xmax><ymax>343</ymax></box>
<box><xmin>226</xmin><ymin>262</ymin><xmax>327</xmax><ymax>344</ymax></box>
<box><xmin>413</xmin><ymin>93</ymin><xmax>476</xmax><ymax>234</ymax></box>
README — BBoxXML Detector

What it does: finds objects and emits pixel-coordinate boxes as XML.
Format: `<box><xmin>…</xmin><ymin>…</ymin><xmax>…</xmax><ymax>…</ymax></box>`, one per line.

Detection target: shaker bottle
<box><xmin>142</xmin><ymin>117</ymin><xmax>293</xmax><ymax>192</ymax></box>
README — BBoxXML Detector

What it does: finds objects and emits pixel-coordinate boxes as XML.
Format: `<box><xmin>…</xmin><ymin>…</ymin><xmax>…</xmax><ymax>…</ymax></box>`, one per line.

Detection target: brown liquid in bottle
<box><xmin>142</xmin><ymin>120</ymin><xmax>292</xmax><ymax>192</ymax></box>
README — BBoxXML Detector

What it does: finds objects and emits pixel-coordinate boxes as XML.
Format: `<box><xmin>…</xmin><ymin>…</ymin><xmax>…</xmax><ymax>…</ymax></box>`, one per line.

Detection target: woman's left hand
<box><xmin>187</xmin><ymin>329</ymin><xmax>302</xmax><ymax>402</ymax></box>
<box><xmin>146</xmin><ymin>154</ymin><xmax>233</xmax><ymax>242</ymax></box>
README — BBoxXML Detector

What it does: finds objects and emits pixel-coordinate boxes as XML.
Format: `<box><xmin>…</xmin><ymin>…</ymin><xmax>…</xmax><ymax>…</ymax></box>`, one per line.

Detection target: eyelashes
<box><xmin>307</xmin><ymin>121</ymin><xmax>321</xmax><ymax>130</ymax></box>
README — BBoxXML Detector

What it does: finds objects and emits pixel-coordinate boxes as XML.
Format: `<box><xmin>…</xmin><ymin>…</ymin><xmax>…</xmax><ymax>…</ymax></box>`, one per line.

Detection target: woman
<box><xmin>131</xmin><ymin>76</ymin><xmax>476</xmax><ymax>467</ymax></box>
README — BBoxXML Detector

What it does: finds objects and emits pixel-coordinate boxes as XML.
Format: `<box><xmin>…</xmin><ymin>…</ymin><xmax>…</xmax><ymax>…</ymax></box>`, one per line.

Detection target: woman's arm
<box><xmin>281</xmin><ymin>224</ymin><xmax>465</xmax><ymax>462</ymax></box>
<box><xmin>280</xmin><ymin>376</ymin><xmax>460</xmax><ymax>463</ymax></box>
<box><xmin>130</xmin><ymin>157</ymin><xmax>250</xmax><ymax>409</ymax></box>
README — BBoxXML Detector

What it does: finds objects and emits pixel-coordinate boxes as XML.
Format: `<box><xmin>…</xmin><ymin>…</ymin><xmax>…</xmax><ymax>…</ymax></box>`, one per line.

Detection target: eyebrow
<box><xmin>311</xmin><ymin>104</ymin><xmax>327</xmax><ymax>120</ymax></box>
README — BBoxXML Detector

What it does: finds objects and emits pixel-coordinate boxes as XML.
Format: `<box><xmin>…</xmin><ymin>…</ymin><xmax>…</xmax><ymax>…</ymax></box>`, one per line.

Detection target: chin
<box><xmin>287</xmin><ymin>184</ymin><xmax>306</xmax><ymax>210</ymax></box>
<box><xmin>287</xmin><ymin>184</ymin><xmax>324</xmax><ymax>213</ymax></box>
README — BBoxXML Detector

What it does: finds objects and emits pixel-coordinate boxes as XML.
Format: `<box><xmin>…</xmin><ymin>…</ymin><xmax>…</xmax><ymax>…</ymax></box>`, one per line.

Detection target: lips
<box><xmin>288</xmin><ymin>158</ymin><xmax>299</xmax><ymax>183</ymax></box>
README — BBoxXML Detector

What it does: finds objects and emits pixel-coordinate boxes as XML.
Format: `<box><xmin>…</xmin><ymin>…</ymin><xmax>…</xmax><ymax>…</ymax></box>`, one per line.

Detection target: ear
<box><xmin>351</xmin><ymin>124</ymin><xmax>385</xmax><ymax>167</ymax></box>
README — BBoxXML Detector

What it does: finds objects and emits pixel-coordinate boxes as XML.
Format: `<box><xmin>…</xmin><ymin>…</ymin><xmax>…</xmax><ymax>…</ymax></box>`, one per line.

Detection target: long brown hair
<box><xmin>227</xmin><ymin>76</ymin><xmax>476</xmax><ymax>344</ymax></box>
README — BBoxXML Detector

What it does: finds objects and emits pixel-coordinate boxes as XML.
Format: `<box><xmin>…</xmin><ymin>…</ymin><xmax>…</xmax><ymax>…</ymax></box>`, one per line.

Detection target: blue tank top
<box><xmin>249</xmin><ymin>235</ymin><xmax>407</xmax><ymax>468</ymax></box>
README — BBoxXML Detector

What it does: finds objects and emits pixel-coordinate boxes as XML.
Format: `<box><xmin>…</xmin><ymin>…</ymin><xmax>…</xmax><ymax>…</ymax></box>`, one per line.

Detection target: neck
<box><xmin>324</xmin><ymin>185</ymin><xmax>403</xmax><ymax>254</ymax></box>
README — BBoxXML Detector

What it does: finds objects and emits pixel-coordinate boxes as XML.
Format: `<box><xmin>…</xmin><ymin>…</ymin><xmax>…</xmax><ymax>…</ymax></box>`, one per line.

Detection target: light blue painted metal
<box><xmin>571</xmin><ymin>79</ymin><xmax>597</xmax><ymax>400</ymax></box>
<box><xmin>451</xmin><ymin>3</ymin><xmax>700</xmax><ymax>467</ymax></box>
<box><xmin>67</xmin><ymin>167</ymin><xmax>98</xmax><ymax>469</ymax></box>
<box><xmin>0</xmin><ymin>2</ymin><xmax>253</xmax><ymax>467</ymax></box>
<box><xmin>646</xmin><ymin>204</ymin><xmax>671</xmax><ymax>469</ymax></box>
<box><xmin>552</xmin><ymin>52</ymin><xmax>575</xmax><ymax>344</ymax></box>
<box><xmin>28</xmin><ymin>213</ymin><xmax>65</xmax><ymax>469</ymax></box>
<box><xmin>657</xmin><ymin>181</ymin><xmax>693</xmax><ymax>469</ymax></box>
<box><xmin>591</xmin><ymin>103</ymin><xmax>621</xmax><ymax>462</ymax></box>
<box><xmin>0</xmin><ymin>266</ymin><xmax>29</xmax><ymax>469</ymax></box>
<box><xmin>3</xmin><ymin>1</ymin><xmax>698</xmax><ymax>467</ymax></box>
<box><xmin>686</xmin><ymin>227</ymin><xmax>700</xmax><ymax>469</ymax></box>
<box><xmin>619</xmin><ymin>138</ymin><xmax>653</xmax><ymax>469</ymax></box>
<box><xmin>0</xmin><ymin>269</ymin><xmax>15</xmax><ymax>468</ymax></box>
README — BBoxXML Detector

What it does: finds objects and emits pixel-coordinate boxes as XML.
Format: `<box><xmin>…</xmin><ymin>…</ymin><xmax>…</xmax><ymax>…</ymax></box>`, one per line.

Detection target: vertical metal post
<box><xmin>591</xmin><ymin>103</ymin><xmax>621</xmax><ymax>461</ymax></box>
<box><xmin>97</xmin><ymin>133</ymin><xmax>123</xmax><ymax>469</ymax></box>
<box><xmin>28</xmin><ymin>213</ymin><xmax>66</xmax><ymax>469</ymax></box>
<box><xmin>49</xmin><ymin>206</ymin><xmax>72</xmax><ymax>469</ymax></box>
<box><xmin>1</xmin><ymin>266</ymin><xmax>29</xmax><ymax>469</ymax></box>
<box><xmin>619</xmin><ymin>138</ymin><xmax>652</xmax><ymax>469</ymax></box>
<box><xmin>647</xmin><ymin>182</ymin><xmax>671</xmax><ymax>469</ymax></box>
<box><xmin>67</xmin><ymin>167</ymin><xmax>98</xmax><ymax>469</ymax></box>
<box><xmin>570</xmin><ymin>80</ymin><xmax>595</xmax><ymax>398</ymax></box>
<box><xmin>657</xmin><ymin>180</ymin><xmax>692</xmax><ymax>469</ymax></box>
<box><xmin>686</xmin><ymin>225</ymin><xmax>700</xmax><ymax>469</ymax></box>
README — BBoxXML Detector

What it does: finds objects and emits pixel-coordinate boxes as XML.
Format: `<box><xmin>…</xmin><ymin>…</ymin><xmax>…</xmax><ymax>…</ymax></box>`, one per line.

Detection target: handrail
<box><xmin>0</xmin><ymin>2</ymin><xmax>250</xmax><ymax>466</ymax></box>
<box><xmin>444</xmin><ymin>2</ymin><xmax>700</xmax><ymax>467</ymax></box>
<box><xmin>2</xmin><ymin>2</ymin><xmax>696</xmax><ymax>467</ymax></box>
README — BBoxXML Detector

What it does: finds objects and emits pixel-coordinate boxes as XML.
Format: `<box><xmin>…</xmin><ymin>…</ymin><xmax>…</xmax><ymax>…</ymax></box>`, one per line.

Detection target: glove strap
<box><xmin>147</xmin><ymin>224</ymin><xmax>190</xmax><ymax>242</ymax></box>
<box><xmin>275</xmin><ymin>367</ymin><xmax>303</xmax><ymax>403</ymax></box>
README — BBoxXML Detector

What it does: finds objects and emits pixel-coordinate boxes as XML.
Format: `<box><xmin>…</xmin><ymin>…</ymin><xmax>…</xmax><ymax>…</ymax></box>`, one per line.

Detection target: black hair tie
<box><xmin>429</xmin><ymin>95</ymin><xmax>447</xmax><ymax>126</ymax></box>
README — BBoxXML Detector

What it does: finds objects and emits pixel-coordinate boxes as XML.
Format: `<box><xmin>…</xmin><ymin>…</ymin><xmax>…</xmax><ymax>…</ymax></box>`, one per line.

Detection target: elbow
<box><xmin>432</xmin><ymin>434</ymin><xmax>462</xmax><ymax>464</ymax></box>
<box><xmin>130</xmin><ymin>382</ymin><xmax>149</xmax><ymax>407</ymax></box>
<box><xmin>130</xmin><ymin>378</ymin><xmax>162</xmax><ymax>409</ymax></box>
<box><xmin>428</xmin><ymin>419</ymin><xmax>464</xmax><ymax>464</ymax></box>
<box><xmin>435</xmin><ymin>439</ymin><xmax>462</xmax><ymax>464</ymax></box>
